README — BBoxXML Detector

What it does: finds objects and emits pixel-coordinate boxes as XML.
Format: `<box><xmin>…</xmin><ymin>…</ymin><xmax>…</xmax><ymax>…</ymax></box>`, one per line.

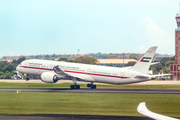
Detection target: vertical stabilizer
<box><xmin>131</xmin><ymin>46</ymin><xmax>157</xmax><ymax>74</ymax></box>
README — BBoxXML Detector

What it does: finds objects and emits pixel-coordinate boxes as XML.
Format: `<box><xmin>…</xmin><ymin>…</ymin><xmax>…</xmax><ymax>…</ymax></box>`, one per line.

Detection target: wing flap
<box><xmin>53</xmin><ymin>65</ymin><xmax>84</xmax><ymax>81</ymax></box>
<box><xmin>53</xmin><ymin>65</ymin><xmax>68</xmax><ymax>78</ymax></box>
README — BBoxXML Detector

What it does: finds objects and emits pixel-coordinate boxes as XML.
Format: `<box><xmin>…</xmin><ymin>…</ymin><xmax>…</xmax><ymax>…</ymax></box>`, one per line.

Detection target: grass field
<box><xmin>0</xmin><ymin>82</ymin><xmax>180</xmax><ymax>118</ymax></box>
<box><xmin>0</xmin><ymin>92</ymin><xmax>179</xmax><ymax>118</ymax></box>
<box><xmin>0</xmin><ymin>82</ymin><xmax>180</xmax><ymax>89</ymax></box>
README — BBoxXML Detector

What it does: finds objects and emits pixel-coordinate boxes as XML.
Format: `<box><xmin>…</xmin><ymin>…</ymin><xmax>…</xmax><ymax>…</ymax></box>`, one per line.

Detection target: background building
<box><xmin>170</xmin><ymin>14</ymin><xmax>180</xmax><ymax>80</ymax></box>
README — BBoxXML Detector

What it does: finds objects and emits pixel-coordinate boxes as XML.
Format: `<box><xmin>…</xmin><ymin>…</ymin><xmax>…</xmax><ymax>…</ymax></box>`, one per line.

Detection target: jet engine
<box><xmin>41</xmin><ymin>72</ymin><xmax>60</xmax><ymax>83</ymax></box>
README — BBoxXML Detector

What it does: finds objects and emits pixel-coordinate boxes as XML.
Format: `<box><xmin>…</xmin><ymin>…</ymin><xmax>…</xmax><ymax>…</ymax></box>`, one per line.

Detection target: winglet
<box><xmin>131</xmin><ymin>46</ymin><xmax>157</xmax><ymax>74</ymax></box>
<box><xmin>137</xmin><ymin>102</ymin><xmax>179</xmax><ymax>120</ymax></box>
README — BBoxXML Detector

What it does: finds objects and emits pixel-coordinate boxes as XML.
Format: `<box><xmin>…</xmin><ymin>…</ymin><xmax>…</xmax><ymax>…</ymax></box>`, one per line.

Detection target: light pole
<box><xmin>78</xmin><ymin>49</ymin><xmax>79</xmax><ymax>56</ymax></box>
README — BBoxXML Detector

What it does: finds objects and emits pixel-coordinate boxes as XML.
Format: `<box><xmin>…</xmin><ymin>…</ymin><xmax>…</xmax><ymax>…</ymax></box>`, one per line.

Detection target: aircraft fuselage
<box><xmin>16</xmin><ymin>59</ymin><xmax>151</xmax><ymax>84</ymax></box>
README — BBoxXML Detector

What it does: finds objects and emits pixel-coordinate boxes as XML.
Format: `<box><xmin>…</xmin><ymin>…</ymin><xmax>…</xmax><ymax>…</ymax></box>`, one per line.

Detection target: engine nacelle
<box><xmin>41</xmin><ymin>72</ymin><xmax>59</xmax><ymax>83</ymax></box>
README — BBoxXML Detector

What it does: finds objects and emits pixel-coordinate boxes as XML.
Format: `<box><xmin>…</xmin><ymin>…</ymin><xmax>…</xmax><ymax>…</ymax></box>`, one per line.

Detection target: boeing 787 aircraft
<box><xmin>16</xmin><ymin>46</ymin><xmax>160</xmax><ymax>89</ymax></box>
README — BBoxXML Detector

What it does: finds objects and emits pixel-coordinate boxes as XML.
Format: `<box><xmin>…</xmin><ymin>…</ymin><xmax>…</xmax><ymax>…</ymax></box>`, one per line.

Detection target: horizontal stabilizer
<box><xmin>122</xmin><ymin>62</ymin><xmax>159</xmax><ymax>70</ymax></box>
<box><xmin>151</xmin><ymin>62</ymin><xmax>160</xmax><ymax>65</ymax></box>
<box><xmin>152</xmin><ymin>74</ymin><xmax>171</xmax><ymax>77</ymax></box>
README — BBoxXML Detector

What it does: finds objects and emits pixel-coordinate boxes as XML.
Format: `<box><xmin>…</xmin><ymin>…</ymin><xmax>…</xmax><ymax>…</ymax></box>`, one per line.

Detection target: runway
<box><xmin>0</xmin><ymin>87</ymin><xmax>180</xmax><ymax>94</ymax></box>
<box><xmin>1</xmin><ymin>79</ymin><xmax>180</xmax><ymax>85</ymax></box>
<box><xmin>0</xmin><ymin>114</ymin><xmax>154</xmax><ymax>120</ymax></box>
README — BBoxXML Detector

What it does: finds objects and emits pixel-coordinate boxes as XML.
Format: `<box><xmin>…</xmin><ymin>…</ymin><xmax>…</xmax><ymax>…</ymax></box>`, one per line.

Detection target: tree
<box><xmin>58</xmin><ymin>58</ymin><xmax>69</xmax><ymax>62</ymax></box>
<box><xmin>0</xmin><ymin>61</ymin><xmax>8</xmax><ymax>71</ymax></box>
<box><xmin>5</xmin><ymin>64</ymin><xmax>15</xmax><ymax>72</ymax></box>
<box><xmin>160</xmin><ymin>57</ymin><xmax>173</xmax><ymax>66</ymax></box>
<box><xmin>129</xmin><ymin>53</ymin><xmax>140</xmax><ymax>60</ymax></box>
<box><xmin>163</xmin><ymin>66</ymin><xmax>170</xmax><ymax>74</ymax></box>
<box><xmin>4</xmin><ymin>71</ymin><xmax>12</xmax><ymax>79</ymax></box>
<box><xmin>0</xmin><ymin>71</ymin><xmax>4</xmax><ymax>76</ymax></box>
<box><xmin>151</xmin><ymin>63</ymin><xmax>163</xmax><ymax>74</ymax></box>
<box><xmin>17</xmin><ymin>57</ymin><xmax>26</xmax><ymax>64</ymax></box>
<box><xmin>74</xmin><ymin>56</ymin><xmax>99</xmax><ymax>64</ymax></box>
<box><xmin>149</xmin><ymin>57</ymin><xmax>175</xmax><ymax>74</ymax></box>
<box><xmin>165</xmin><ymin>61</ymin><xmax>174</xmax><ymax>67</ymax></box>
<box><xmin>106</xmin><ymin>63</ymin><xmax>113</xmax><ymax>66</ymax></box>
<box><xmin>126</xmin><ymin>61</ymin><xmax>137</xmax><ymax>66</ymax></box>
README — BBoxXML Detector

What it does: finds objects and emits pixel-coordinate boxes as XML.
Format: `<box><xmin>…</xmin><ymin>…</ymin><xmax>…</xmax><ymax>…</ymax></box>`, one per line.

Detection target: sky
<box><xmin>0</xmin><ymin>0</ymin><xmax>179</xmax><ymax>57</ymax></box>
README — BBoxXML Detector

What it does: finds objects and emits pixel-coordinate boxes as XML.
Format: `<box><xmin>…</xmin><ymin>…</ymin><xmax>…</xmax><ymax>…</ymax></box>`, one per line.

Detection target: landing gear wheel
<box><xmin>88</xmin><ymin>83</ymin><xmax>96</xmax><ymax>89</ymax></box>
<box><xmin>26</xmin><ymin>74</ymin><xmax>29</xmax><ymax>81</ymax></box>
<box><xmin>70</xmin><ymin>85</ymin><xmax>74</xmax><ymax>89</ymax></box>
<box><xmin>90</xmin><ymin>85</ymin><xmax>96</xmax><ymax>89</ymax></box>
<box><xmin>77</xmin><ymin>85</ymin><xmax>80</xmax><ymax>89</ymax></box>
<box><xmin>87</xmin><ymin>84</ymin><xmax>91</xmax><ymax>87</ymax></box>
<box><xmin>93</xmin><ymin>85</ymin><xmax>96</xmax><ymax>89</ymax></box>
<box><xmin>70</xmin><ymin>85</ymin><xmax>80</xmax><ymax>89</ymax></box>
<box><xmin>71</xmin><ymin>78</ymin><xmax>80</xmax><ymax>89</ymax></box>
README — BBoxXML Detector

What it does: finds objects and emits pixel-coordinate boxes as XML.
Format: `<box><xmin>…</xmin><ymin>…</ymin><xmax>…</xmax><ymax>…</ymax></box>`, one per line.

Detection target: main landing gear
<box><xmin>87</xmin><ymin>82</ymin><xmax>96</xmax><ymax>89</ymax></box>
<box><xmin>70</xmin><ymin>78</ymin><xmax>96</xmax><ymax>89</ymax></box>
<box><xmin>70</xmin><ymin>78</ymin><xmax>80</xmax><ymax>89</ymax></box>
<box><xmin>70</xmin><ymin>84</ymin><xmax>80</xmax><ymax>89</ymax></box>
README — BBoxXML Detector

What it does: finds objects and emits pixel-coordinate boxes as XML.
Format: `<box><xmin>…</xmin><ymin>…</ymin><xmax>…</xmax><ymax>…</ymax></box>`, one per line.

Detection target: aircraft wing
<box><xmin>53</xmin><ymin>65</ymin><xmax>84</xmax><ymax>80</ymax></box>
<box><xmin>137</xmin><ymin>102</ymin><xmax>179</xmax><ymax>120</ymax></box>
<box><xmin>152</xmin><ymin>74</ymin><xmax>171</xmax><ymax>77</ymax></box>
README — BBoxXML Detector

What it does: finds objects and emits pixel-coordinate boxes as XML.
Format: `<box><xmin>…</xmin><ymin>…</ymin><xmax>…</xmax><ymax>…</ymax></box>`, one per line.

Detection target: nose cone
<box><xmin>16</xmin><ymin>65</ymin><xmax>20</xmax><ymax>71</ymax></box>
<box><xmin>16</xmin><ymin>63</ymin><xmax>22</xmax><ymax>72</ymax></box>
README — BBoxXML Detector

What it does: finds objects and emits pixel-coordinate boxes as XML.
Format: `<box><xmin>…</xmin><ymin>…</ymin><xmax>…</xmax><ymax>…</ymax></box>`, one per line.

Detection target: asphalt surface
<box><xmin>0</xmin><ymin>114</ymin><xmax>155</xmax><ymax>120</ymax></box>
<box><xmin>0</xmin><ymin>87</ymin><xmax>180</xmax><ymax>94</ymax></box>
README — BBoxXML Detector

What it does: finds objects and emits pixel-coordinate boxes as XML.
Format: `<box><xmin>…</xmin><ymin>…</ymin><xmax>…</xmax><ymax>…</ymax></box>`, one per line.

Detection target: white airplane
<box><xmin>137</xmin><ymin>102</ymin><xmax>179</xmax><ymax>120</ymax></box>
<box><xmin>16</xmin><ymin>46</ymin><xmax>159</xmax><ymax>89</ymax></box>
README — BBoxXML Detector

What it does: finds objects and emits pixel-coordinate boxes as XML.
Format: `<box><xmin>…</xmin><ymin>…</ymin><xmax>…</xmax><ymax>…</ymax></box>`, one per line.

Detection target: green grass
<box><xmin>0</xmin><ymin>82</ymin><xmax>180</xmax><ymax>89</ymax></box>
<box><xmin>0</xmin><ymin>82</ymin><xmax>179</xmax><ymax>117</ymax></box>
<box><xmin>0</xmin><ymin>92</ymin><xmax>179</xmax><ymax>118</ymax></box>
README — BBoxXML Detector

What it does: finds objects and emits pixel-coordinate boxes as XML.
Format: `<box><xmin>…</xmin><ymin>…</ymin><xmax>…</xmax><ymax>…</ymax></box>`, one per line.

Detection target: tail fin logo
<box><xmin>140</xmin><ymin>57</ymin><xmax>151</xmax><ymax>62</ymax></box>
